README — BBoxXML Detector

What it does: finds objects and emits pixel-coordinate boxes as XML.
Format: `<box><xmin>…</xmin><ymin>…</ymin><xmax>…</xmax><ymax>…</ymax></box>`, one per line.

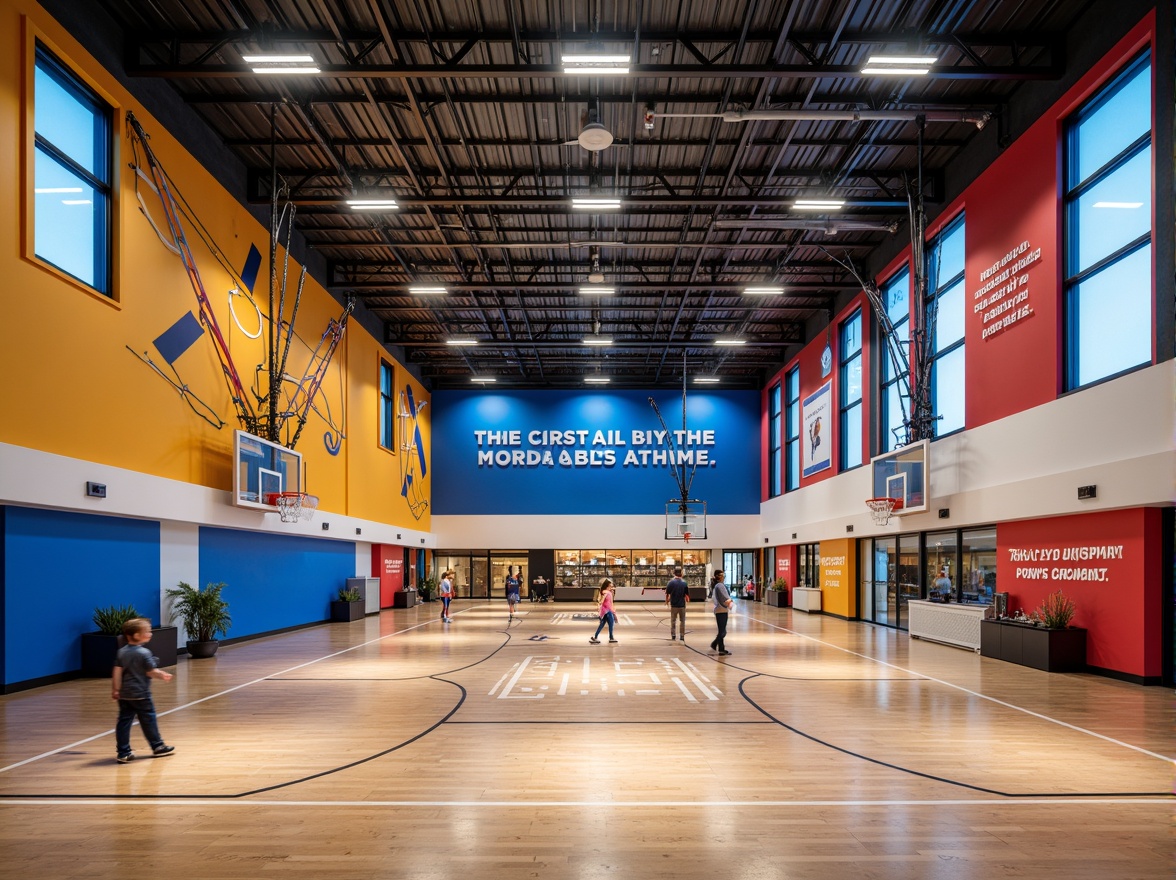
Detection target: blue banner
<box><xmin>432</xmin><ymin>389</ymin><xmax>761</xmax><ymax>515</ymax></box>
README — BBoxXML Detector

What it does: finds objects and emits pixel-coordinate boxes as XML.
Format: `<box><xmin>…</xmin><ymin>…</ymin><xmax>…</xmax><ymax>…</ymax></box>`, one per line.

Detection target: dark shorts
<box><xmin>508</xmin><ymin>592</ymin><xmax>520</xmax><ymax>604</ymax></box>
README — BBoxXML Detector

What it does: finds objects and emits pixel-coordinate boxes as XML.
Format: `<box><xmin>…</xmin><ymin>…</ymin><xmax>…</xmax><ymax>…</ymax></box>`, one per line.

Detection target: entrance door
<box><xmin>870</xmin><ymin>537</ymin><xmax>896</xmax><ymax>627</ymax></box>
<box><xmin>490</xmin><ymin>554</ymin><xmax>529</xmax><ymax>601</ymax></box>
<box><xmin>471</xmin><ymin>557</ymin><xmax>489</xmax><ymax>599</ymax></box>
<box><xmin>723</xmin><ymin>550</ymin><xmax>756</xmax><ymax>597</ymax></box>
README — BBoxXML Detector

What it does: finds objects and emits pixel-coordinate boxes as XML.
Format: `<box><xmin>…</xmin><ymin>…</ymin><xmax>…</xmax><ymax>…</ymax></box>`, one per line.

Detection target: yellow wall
<box><xmin>0</xmin><ymin>0</ymin><xmax>429</xmax><ymax>529</ymax></box>
<box><xmin>819</xmin><ymin>539</ymin><xmax>858</xmax><ymax>618</ymax></box>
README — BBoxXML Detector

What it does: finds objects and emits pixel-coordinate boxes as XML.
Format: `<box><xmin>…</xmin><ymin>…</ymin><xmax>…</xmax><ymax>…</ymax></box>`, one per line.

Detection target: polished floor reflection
<box><xmin>1</xmin><ymin>600</ymin><xmax>1171</xmax><ymax>879</ymax></box>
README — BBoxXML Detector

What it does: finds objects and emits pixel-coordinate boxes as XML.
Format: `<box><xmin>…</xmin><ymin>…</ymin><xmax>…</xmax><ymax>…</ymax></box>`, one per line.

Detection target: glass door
<box><xmin>471</xmin><ymin>557</ymin><xmax>489</xmax><ymax>599</ymax></box>
<box><xmin>491</xmin><ymin>554</ymin><xmax>529</xmax><ymax>600</ymax></box>
<box><xmin>723</xmin><ymin>550</ymin><xmax>756</xmax><ymax>597</ymax></box>
<box><xmin>896</xmin><ymin>535</ymin><xmax>921</xmax><ymax>630</ymax></box>
<box><xmin>870</xmin><ymin>537</ymin><xmax>896</xmax><ymax>626</ymax></box>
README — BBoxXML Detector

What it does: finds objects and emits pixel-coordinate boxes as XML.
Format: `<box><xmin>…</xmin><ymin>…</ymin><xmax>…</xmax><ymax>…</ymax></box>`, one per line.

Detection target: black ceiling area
<box><xmin>91</xmin><ymin>0</ymin><xmax>1095</xmax><ymax>390</ymax></box>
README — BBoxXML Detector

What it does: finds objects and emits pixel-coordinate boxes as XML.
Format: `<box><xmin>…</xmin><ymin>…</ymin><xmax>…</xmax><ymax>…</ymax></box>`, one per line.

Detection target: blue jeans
<box><xmin>593</xmin><ymin>611</ymin><xmax>616</xmax><ymax>640</ymax></box>
<box><xmin>116</xmin><ymin>697</ymin><xmax>165</xmax><ymax>755</ymax></box>
<box><xmin>440</xmin><ymin>596</ymin><xmax>451</xmax><ymax>616</ymax></box>
<box><xmin>711</xmin><ymin>611</ymin><xmax>729</xmax><ymax>651</ymax></box>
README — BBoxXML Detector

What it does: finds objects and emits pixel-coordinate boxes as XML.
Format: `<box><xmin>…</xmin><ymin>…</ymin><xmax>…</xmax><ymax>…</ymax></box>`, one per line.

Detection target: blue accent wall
<box><xmin>3</xmin><ymin>507</ymin><xmax>160</xmax><ymax>685</ymax></box>
<box><xmin>198</xmin><ymin>527</ymin><xmax>355</xmax><ymax>637</ymax></box>
<box><xmin>432</xmin><ymin>389</ymin><xmax>761</xmax><ymax>514</ymax></box>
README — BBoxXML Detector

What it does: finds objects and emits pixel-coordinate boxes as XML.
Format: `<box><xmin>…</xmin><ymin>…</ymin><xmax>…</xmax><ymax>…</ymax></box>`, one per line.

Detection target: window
<box><xmin>1064</xmin><ymin>53</ymin><xmax>1152</xmax><ymax>388</ymax></box>
<box><xmin>797</xmin><ymin>543</ymin><xmax>820</xmax><ymax>588</ymax></box>
<box><xmin>839</xmin><ymin>310</ymin><xmax>863</xmax><ymax>469</ymax></box>
<box><xmin>879</xmin><ymin>267</ymin><xmax>911</xmax><ymax>451</ymax></box>
<box><xmin>783</xmin><ymin>367</ymin><xmax>800</xmax><ymax>491</ymax></box>
<box><xmin>34</xmin><ymin>45</ymin><xmax>112</xmax><ymax>294</ymax></box>
<box><xmin>768</xmin><ymin>383</ymin><xmax>782</xmax><ymax>497</ymax></box>
<box><xmin>926</xmin><ymin>215</ymin><xmax>965</xmax><ymax>435</ymax></box>
<box><xmin>379</xmin><ymin>360</ymin><xmax>395</xmax><ymax>451</ymax></box>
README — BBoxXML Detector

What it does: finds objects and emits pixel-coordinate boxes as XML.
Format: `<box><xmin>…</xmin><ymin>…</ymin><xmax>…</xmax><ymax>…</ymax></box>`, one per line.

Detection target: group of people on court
<box><xmin>589</xmin><ymin>567</ymin><xmax>734</xmax><ymax>655</ymax></box>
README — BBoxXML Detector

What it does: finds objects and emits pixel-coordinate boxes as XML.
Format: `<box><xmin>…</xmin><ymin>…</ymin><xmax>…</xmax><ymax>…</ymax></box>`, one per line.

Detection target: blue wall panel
<box><xmin>198</xmin><ymin>527</ymin><xmax>354</xmax><ymax>638</ymax></box>
<box><xmin>432</xmin><ymin>389</ymin><xmax>760</xmax><ymax>514</ymax></box>
<box><xmin>3</xmin><ymin>507</ymin><xmax>160</xmax><ymax>685</ymax></box>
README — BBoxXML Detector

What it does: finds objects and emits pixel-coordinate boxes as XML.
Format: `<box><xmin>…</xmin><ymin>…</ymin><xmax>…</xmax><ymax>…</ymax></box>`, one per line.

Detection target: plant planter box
<box><xmin>393</xmin><ymin>590</ymin><xmax>417</xmax><ymax>608</ymax></box>
<box><xmin>81</xmin><ymin>626</ymin><xmax>177</xmax><ymax>676</ymax></box>
<box><xmin>764</xmin><ymin>590</ymin><xmax>788</xmax><ymax>607</ymax></box>
<box><xmin>980</xmin><ymin>620</ymin><xmax>1086</xmax><ymax>672</ymax></box>
<box><xmin>330</xmin><ymin>600</ymin><xmax>365</xmax><ymax>622</ymax></box>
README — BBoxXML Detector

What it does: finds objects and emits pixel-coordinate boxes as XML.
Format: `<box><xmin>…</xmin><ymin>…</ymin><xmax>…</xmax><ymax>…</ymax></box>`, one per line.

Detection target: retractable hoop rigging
<box><xmin>649</xmin><ymin>355</ymin><xmax>707</xmax><ymax>541</ymax></box>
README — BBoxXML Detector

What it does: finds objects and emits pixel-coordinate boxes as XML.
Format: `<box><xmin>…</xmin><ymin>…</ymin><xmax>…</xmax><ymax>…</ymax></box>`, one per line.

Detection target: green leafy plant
<box><xmin>1035</xmin><ymin>589</ymin><xmax>1077</xmax><ymax>629</ymax></box>
<box><xmin>165</xmin><ymin>581</ymin><xmax>231</xmax><ymax>642</ymax></box>
<box><xmin>418</xmin><ymin>575</ymin><xmax>438</xmax><ymax>601</ymax></box>
<box><xmin>770</xmin><ymin>577</ymin><xmax>787</xmax><ymax>591</ymax></box>
<box><xmin>337</xmin><ymin>586</ymin><xmax>362</xmax><ymax>602</ymax></box>
<box><xmin>92</xmin><ymin>604</ymin><xmax>141</xmax><ymax>635</ymax></box>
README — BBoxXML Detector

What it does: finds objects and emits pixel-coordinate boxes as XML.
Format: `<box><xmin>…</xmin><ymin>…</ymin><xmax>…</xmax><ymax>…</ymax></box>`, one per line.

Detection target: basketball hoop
<box><xmin>268</xmin><ymin>491</ymin><xmax>319</xmax><ymax>523</ymax></box>
<box><xmin>865</xmin><ymin>497</ymin><xmax>899</xmax><ymax>526</ymax></box>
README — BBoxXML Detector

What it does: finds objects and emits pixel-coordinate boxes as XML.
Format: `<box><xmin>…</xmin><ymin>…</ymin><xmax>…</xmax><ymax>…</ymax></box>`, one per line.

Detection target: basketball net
<box><xmin>682</xmin><ymin>532</ymin><xmax>691</xmax><ymax>543</ymax></box>
<box><xmin>865</xmin><ymin>497</ymin><xmax>898</xmax><ymax>526</ymax></box>
<box><xmin>275</xmin><ymin>492</ymin><xmax>319</xmax><ymax>523</ymax></box>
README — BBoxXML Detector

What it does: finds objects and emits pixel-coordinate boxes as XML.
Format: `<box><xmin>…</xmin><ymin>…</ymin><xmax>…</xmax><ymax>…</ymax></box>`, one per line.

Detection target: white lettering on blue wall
<box><xmin>475</xmin><ymin>426</ymin><xmax>718</xmax><ymax>469</ymax></box>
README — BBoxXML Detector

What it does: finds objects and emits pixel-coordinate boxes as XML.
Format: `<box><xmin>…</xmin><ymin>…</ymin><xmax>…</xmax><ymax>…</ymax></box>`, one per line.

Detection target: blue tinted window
<box><xmin>33</xmin><ymin>46</ymin><xmax>110</xmax><ymax>294</ymax></box>
<box><xmin>879</xmin><ymin>269</ymin><xmax>911</xmax><ymax>451</ymax></box>
<box><xmin>379</xmin><ymin>361</ymin><xmax>395</xmax><ymax>450</ymax></box>
<box><xmin>1064</xmin><ymin>53</ymin><xmax>1152</xmax><ymax>389</ymax></box>
<box><xmin>784</xmin><ymin>367</ymin><xmax>800</xmax><ymax>491</ymax></box>
<box><xmin>839</xmin><ymin>310</ymin><xmax>863</xmax><ymax>470</ymax></box>
<box><xmin>768</xmin><ymin>384</ymin><xmax>782</xmax><ymax>497</ymax></box>
<box><xmin>926</xmin><ymin>214</ymin><xmax>965</xmax><ymax>437</ymax></box>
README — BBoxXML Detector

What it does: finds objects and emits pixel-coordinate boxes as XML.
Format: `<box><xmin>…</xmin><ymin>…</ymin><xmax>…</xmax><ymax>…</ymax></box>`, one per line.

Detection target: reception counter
<box><xmin>793</xmin><ymin>587</ymin><xmax>822</xmax><ymax>612</ymax></box>
<box><xmin>908</xmin><ymin>599</ymin><xmax>993</xmax><ymax>652</ymax></box>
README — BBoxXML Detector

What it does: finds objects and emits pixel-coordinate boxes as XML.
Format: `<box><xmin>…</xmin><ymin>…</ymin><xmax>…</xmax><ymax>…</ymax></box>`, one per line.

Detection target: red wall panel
<box><xmin>371</xmin><ymin>544</ymin><xmax>405</xmax><ymax>608</ymax></box>
<box><xmin>997</xmin><ymin>508</ymin><xmax>1162</xmax><ymax>679</ymax></box>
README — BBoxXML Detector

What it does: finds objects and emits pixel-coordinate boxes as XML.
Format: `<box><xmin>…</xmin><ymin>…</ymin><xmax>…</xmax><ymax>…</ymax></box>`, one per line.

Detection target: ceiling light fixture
<box><xmin>582</xmin><ymin>336</ymin><xmax>614</xmax><ymax>346</ymax></box>
<box><xmin>861</xmin><ymin>54</ymin><xmax>937</xmax><ymax>76</ymax></box>
<box><xmin>743</xmin><ymin>286</ymin><xmax>785</xmax><ymax>295</ymax></box>
<box><xmin>794</xmin><ymin>199</ymin><xmax>845</xmax><ymax>211</ymax></box>
<box><xmin>446</xmin><ymin>338</ymin><xmax>479</xmax><ymax>346</ymax></box>
<box><xmin>714</xmin><ymin>338</ymin><xmax>747</xmax><ymax>346</ymax></box>
<box><xmin>242</xmin><ymin>54</ymin><xmax>316</xmax><ymax>63</ymax></box>
<box><xmin>471</xmin><ymin>376</ymin><xmax>497</xmax><ymax>384</ymax></box>
<box><xmin>346</xmin><ymin>198</ymin><xmax>399</xmax><ymax>211</ymax></box>
<box><xmin>408</xmin><ymin>285</ymin><xmax>446</xmax><ymax>294</ymax></box>
<box><xmin>572</xmin><ymin>197</ymin><xmax>622</xmax><ymax>210</ymax></box>
<box><xmin>579</xmin><ymin>286</ymin><xmax>615</xmax><ymax>295</ymax></box>
<box><xmin>562</xmin><ymin>54</ymin><xmax>631</xmax><ymax>76</ymax></box>
<box><xmin>693</xmin><ymin>376</ymin><xmax>721</xmax><ymax>384</ymax></box>
<box><xmin>584</xmin><ymin>376</ymin><xmax>612</xmax><ymax>384</ymax></box>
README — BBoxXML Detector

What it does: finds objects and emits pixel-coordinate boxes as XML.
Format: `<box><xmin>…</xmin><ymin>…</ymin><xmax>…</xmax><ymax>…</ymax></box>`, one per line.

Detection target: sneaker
<box><xmin>117</xmin><ymin>753</ymin><xmax>135</xmax><ymax>764</ymax></box>
<box><xmin>718</xmin><ymin>650</ymin><xmax>731</xmax><ymax>656</ymax></box>
<box><xmin>589</xmin><ymin>637</ymin><xmax>600</xmax><ymax>644</ymax></box>
<box><xmin>152</xmin><ymin>745</ymin><xmax>176</xmax><ymax>757</ymax></box>
<box><xmin>608</xmin><ymin>639</ymin><xmax>619</xmax><ymax>644</ymax></box>
<box><xmin>680</xmin><ymin>636</ymin><xmax>686</xmax><ymax>642</ymax></box>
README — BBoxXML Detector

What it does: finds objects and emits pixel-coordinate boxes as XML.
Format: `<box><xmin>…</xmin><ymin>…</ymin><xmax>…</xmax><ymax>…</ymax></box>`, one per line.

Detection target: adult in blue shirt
<box><xmin>664</xmin><ymin>567</ymin><xmax>690</xmax><ymax>642</ymax></box>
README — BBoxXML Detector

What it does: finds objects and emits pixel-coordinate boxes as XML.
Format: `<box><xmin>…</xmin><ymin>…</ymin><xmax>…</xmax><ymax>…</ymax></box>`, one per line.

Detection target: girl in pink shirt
<box><xmin>589</xmin><ymin>579</ymin><xmax>618</xmax><ymax>644</ymax></box>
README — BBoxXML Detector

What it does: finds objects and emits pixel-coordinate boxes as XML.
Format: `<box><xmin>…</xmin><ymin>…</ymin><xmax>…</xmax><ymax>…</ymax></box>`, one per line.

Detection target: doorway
<box><xmin>490</xmin><ymin>553</ymin><xmax>529</xmax><ymax>600</ymax></box>
<box><xmin>723</xmin><ymin>550</ymin><xmax>756</xmax><ymax>598</ymax></box>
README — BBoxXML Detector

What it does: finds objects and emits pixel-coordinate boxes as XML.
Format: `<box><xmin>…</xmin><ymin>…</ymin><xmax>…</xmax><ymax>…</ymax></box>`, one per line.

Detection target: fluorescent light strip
<box><xmin>584</xmin><ymin>376</ymin><xmax>612</xmax><ymax>384</ymax></box>
<box><xmin>446</xmin><ymin>339</ymin><xmax>478</xmax><ymax>346</ymax></box>
<box><xmin>471</xmin><ymin>377</ymin><xmax>497</xmax><ymax>384</ymax></box>
<box><xmin>861</xmin><ymin>66</ymin><xmax>931</xmax><ymax>76</ymax></box>
<box><xmin>794</xmin><ymin>199</ymin><xmax>845</xmax><ymax>210</ymax></box>
<box><xmin>1092</xmin><ymin>201</ymin><xmax>1143</xmax><ymax>209</ymax></box>
<box><xmin>408</xmin><ymin>286</ymin><xmax>446</xmax><ymax>294</ymax></box>
<box><xmin>578</xmin><ymin>286</ymin><xmax>615</xmax><ymax>295</ymax></box>
<box><xmin>562</xmin><ymin>55</ymin><xmax>631</xmax><ymax>64</ymax></box>
<box><xmin>582</xmin><ymin>337</ymin><xmax>614</xmax><ymax>346</ymax></box>
<box><xmin>562</xmin><ymin>54</ymin><xmax>631</xmax><ymax>75</ymax></box>
<box><xmin>242</xmin><ymin>54</ymin><xmax>316</xmax><ymax>63</ymax></box>
<box><xmin>251</xmin><ymin>66</ymin><xmax>321</xmax><ymax>74</ymax></box>
<box><xmin>693</xmin><ymin>377</ymin><xmax>721</xmax><ymax>384</ymax></box>
<box><xmin>865</xmin><ymin>55</ymin><xmax>938</xmax><ymax>65</ymax></box>
<box><xmin>572</xmin><ymin>198</ymin><xmax>622</xmax><ymax>209</ymax></box>
<box><xmin>346</xmin><ymin>199</ymin><xmax>399</xmax><ymax>211</ymax></box>
<box><xmin>713</xmin><ymin>339</ymin><xmax>746</xmax><ymax>346</ymax></box>
<box><xmin>744</xmin><ymin>287</ymin><xmax>784</xmax><ymax>295</ymax></box>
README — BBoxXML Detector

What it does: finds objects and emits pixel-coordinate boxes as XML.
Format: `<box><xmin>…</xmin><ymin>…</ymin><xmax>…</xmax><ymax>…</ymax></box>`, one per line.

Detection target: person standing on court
<box><xmin>589</xmin><ymin>578</ymin><xmax>618</xmax><ymax>644</ymax></box>
<box><xmin>665</xmin><ymin>566</ymin><xmax>690</xmax><ymax>642</ymax></box>
<box><xmin>709</xmin><ymin>569</ymin><xmax>734</xmax><ymax>656</ymax></box>
<box><xmin>112</xmin><ymin>618</ymin><xmax>175</xmax><ymax>763</ymax></box>
<box><xmin>438</xmin><ymin>569</ymin><xmax>454</xmax><ymax>622</ymax></box>
<box><xmin>505</xmin><ymin>566</ymin><xmax>522</xmax><ymax>621</ymax></box>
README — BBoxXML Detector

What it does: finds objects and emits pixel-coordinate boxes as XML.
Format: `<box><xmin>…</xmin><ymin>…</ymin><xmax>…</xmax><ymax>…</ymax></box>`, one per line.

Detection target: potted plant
<box><xmin>330</xmin><ymin>585</ymin><xmax>365</xmax><ymax>622</ymax></box>
<box><xmin>981</xmin><ymin>589</ymin><xmax>1085</xmax><ymax>672</ymax></box>
<box><xmin>165</xmin><ymin>581</ymin><xmax>231</xmax><ymax>659</ymax></box>
<box><xmin>80</xmin><ymin>604</ymin><xmax>137</xmax><ymax>677</ymax></box>
<box><xmin>417</xmin><ymin>575</ymin><xmax>437</xmax><ymax>603</ymax></box>
<box><xmin>765</xmin><ymin>577</ymin><xmax>789</xmax><ymax>607</ymax></box>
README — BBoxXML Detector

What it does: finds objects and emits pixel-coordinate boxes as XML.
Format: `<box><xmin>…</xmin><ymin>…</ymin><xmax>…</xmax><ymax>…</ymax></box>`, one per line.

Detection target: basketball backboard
<box><xmin>870</xmin><ymin>440</ymin><xmax>929</xmax><ymax>515</ymax></box>
<box><xmin>665</xmin><ymin>500</ymin><xmax>707</xmax><ymax>540</ymax></box>
<box><xmin>233</xmin><ymin>430</ymin><xmax>303</xmax><ymax>510</ymax></box>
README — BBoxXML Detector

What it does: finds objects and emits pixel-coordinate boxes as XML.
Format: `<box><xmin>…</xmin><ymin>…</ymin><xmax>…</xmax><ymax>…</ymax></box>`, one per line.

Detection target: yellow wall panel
<box><xmin>819</xmin><ymin>538</ymin><xmax>858</xmax><ymax>618</ymax></box>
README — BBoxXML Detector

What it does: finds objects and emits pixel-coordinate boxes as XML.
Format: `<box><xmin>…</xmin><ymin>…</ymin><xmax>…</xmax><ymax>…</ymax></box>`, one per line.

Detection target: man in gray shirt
<box><xmin>664</xmin><ymin>567</ymin><xmax>690</xmax><ymax>642</ymax></box>
<box><xmin>709</xmin><ymin>570</ymin><xmax>734</xmax><ymax>656</ymax></box>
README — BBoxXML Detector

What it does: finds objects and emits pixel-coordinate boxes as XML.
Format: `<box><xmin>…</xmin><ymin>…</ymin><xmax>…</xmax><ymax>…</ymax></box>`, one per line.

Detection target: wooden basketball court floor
<box><xmin>1</xmin><ymin>601</ymin><xmax>1172</xmax><ymax>879</ymax></box>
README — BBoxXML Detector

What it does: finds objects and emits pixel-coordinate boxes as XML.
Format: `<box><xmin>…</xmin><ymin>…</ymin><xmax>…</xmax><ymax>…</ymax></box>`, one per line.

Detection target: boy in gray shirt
<box><xmin>113</xmin><ymin>618</ymin><xmax>175</xmax><ymax>763</ymax></box>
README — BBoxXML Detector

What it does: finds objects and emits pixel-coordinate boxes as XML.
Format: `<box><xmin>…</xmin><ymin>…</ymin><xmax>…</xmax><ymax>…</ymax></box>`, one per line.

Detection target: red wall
<box><xmin>371</xmin><ymin>545</ymin><xmax>406</xmax><ymax>608</ymax></box>
<box><xmin>998</xmin><ymin>508</ymin><xmax>1163</xmax><ymax>679</ymax></box>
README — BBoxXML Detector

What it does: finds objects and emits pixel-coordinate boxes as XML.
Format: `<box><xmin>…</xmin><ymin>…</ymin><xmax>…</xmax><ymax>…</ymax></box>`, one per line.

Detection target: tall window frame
<box><xmin>838</xmin><ymin>310</ymin><xmax>863</xmax><ymax>469</ymax></box>
<box><xmin>783</xmin><ymin>367</ymin><xmax>800</xmax><ymax>491</ymax></box>
<box><xmin>768</xmin><ymin>383</ymin><xmax>782</xmax><ymax>497</ymax></box>
<box><xmin>379</xmin><ymin>359</ymin><xmax>396</xmax><ymax>452</ymax></box>
<box><xmin>925</xmin><ymin>214</ymin><xmax>966</xmax><ymax>436</ymax></box>
<box><xmin>32</xmin><ymin>43</ymin><xmax>113</xmax><ymax>296</ymax></box>
<box><xmin>879</xmin><ymin>267</ymin><xmax>911</xmax><ymax>452</ymax></box>
<box><xmin>1063</xmin><ymin>51</ymin><xmax>1153</xmax><ymax>390</ymax></box>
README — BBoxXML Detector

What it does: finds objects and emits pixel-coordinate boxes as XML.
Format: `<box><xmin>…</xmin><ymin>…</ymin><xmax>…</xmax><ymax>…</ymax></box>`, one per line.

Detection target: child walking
<box><xmin>589</xmin><ymin>578</ymin><xmax>618</xmax><ymax>644</ymax></box>
<box><xmin>439</xmin><ymin>569</ymin><xmax>454</xmax><ymax>622</ymax></box>
<box><xmin>112</xmin><ymin>618</ymin><xmax>175</xmax><ymax>763</ymax></box>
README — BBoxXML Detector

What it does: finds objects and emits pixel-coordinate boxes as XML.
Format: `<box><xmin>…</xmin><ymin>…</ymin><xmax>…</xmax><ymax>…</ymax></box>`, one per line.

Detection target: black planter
<box><xmin>764</xmin><ymin>590</ymin><xmax>789</xmax><ymax>608</ymax></box>
<box><xmin>980</xmin><ymin>620</ymin><xmax>1086</xmax><ymax>672</ymax></box>
<box><xmin>186</xmin><ymin>640</ymin><xmax>220</xmax><ymax>659</ymax></box>
<box><xmin>330</xmin><ymin>600</ymin><xmax>365</xmax><ymax>622</ymax></box>
<box><xmin>80</xmin><ymin>632</ymin><xmax>123</xmax><ymax>677</ymax></box>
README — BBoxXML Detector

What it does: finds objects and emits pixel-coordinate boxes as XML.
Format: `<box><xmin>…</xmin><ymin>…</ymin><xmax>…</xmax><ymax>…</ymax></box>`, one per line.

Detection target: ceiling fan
<box><xmin>562</xmin><ymin>97</ymin><xmax>613</xmax><ymax>151</ymax></box>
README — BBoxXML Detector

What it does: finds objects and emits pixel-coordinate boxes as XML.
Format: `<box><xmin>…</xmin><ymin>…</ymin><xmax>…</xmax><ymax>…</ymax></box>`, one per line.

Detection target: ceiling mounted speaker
<box><xmin>578</xmin><ymin>121</ymin><xmax>614</xmax><ymax>151</ymax></box>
